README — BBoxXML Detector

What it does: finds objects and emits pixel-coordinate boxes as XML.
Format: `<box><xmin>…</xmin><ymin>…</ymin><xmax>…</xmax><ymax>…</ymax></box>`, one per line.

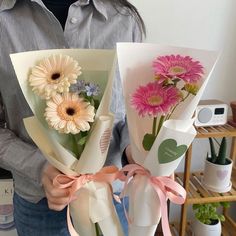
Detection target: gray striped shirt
<box><xmin>0</xmin><ymin>0</ymin><xmax>141</xmax><ymax>202</ymax></box>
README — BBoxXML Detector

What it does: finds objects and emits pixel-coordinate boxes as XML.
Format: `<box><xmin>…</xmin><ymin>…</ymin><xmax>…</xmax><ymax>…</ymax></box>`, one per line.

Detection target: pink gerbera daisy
<box><xmin>131</xmin><ymin>81</ymin><xmax>181</xmax><ymax>117</ymax></box>
<box><xmin>153</xmin><ymin>54</ymin><xmax>204</xmax><ymax>83</ymax></box>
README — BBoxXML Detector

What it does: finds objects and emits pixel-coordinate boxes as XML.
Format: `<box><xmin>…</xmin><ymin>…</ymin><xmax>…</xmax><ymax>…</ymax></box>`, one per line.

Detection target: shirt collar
<box><xmin>91</xmin><ymin>0</ymin><xmax>108</xmax><ymax>20</ymax></box>
<box><xmin>0</xmin><ymin>0</ymin><xmax>16</xmax><ymax>12</ymax></box>
<box><xmin>0</xmin><ymin>0</ymin><xmax>108</xmax><ymax>20</ymax></box>
<box><xmin>73</xmin><ymin>0</ymin><xmax>108</xmax><ymax>20</ymax></box>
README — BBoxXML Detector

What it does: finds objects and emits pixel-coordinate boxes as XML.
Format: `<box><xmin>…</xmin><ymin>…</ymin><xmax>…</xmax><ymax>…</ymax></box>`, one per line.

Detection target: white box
<box><xmin>0</xmin><ymin>179</ymin><xmax>13</xmax><ymax>205</ymax></box>
<box><xmin>0</xmin><ymin>179</ymin><xmax>15</xmax><ymax>234</ymax></box>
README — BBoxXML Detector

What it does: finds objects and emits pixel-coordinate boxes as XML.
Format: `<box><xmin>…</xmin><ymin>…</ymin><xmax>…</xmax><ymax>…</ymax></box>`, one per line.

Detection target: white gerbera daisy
<box><xmin>45</xmin><ymin>93</ymin><xmax>95</xmax><ymax>134</ymax></box>
<box><xmin>29</xmin><ymin>54</ymin><xmax>82</xmax><ymax>99</ymax></box>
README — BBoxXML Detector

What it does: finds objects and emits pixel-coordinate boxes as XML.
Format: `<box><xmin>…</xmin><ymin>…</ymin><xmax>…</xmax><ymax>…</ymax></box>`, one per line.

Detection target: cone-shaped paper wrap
<box><xmin>117</xmin><ymin>43</ymin><xmax>219</xmax><ymax>236</ymax></box>
<box><xmin>10</xmin><ymin>49</ymin><xmax>116</xmax><ymax>172</ymax></box>
<box><xmin>10</xmin><ymin>49</ymin><xmax>122</xmax><ymax>236</ymax></box>
<box><xmin>117</xmin><ymin>43</ymin><xmax>219</xmax><ymax>174</ymax></box>
<box><xmin>70</xmin><ymin>181</ymin><xmax>123</xmax><ymax>236</ymax></box>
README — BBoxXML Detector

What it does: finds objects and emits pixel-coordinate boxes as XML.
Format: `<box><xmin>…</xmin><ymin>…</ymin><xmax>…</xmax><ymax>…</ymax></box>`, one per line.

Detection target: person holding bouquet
<box><xmin>0</xmin><ymin>0</ymin><xmax>145</xmax><ymax>235</ymax></box>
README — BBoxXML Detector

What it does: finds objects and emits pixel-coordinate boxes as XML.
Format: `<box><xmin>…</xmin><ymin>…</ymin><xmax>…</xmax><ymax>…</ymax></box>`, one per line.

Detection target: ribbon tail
<box><xmin>67</xmin><ymin>205</ymin><xmax>80</xmax><ymax>236</ymax></box>
<box><xmin>154</xmin><ymin>187</ymin><xmax>172</xmax><ymax>236</ymax></box>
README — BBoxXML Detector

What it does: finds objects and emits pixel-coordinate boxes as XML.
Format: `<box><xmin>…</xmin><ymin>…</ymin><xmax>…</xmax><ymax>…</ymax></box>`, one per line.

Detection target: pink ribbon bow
<box><xmin>53</xmin><ymin>166</ymin><xmax>122</xmax><ymax>236</ymax></box>
<box><xmin>119</xmin><ymin>164</ymin><xmax>186</xmax><ymax>236</ymax></box>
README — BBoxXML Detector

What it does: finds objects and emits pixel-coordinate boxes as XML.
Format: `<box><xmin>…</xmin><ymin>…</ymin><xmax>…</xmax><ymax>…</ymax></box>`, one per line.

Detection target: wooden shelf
<box><xmin>175</xmin><ymin>171</ymin><xmax>236</xmax><ymax>204</ymax></box>
<box><xmin>170</xmin><ymin>219</ymin><xmax>236</xmax><ymax>236</ymax></box>
<box><xmin>179</xmin><ymin>123</ymin><xmax>236</xmax><ymax>236</ymax></box>
<box><xmin>195</xmin><ymin>123</ymin><xmax>236</xmax><ymax>138</ymax></box>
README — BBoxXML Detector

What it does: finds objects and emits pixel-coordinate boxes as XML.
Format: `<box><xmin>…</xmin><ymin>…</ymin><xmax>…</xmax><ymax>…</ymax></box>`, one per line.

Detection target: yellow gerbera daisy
<box><xmin>45</xmin><ymin>93</ymin><xmax>95</xmax><ymax>134</ymax></box>
<box><xmin>29</xmin><ymin>54</ymin><xmax>82</xmax><ymax>99</ymax></box>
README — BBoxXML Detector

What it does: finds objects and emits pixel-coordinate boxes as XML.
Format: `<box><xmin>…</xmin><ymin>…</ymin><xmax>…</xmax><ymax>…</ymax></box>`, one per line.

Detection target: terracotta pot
<box><xmin>230</xmin><ymin>101</ymin><xmax>236</xmax><ymax>123</ymax></box>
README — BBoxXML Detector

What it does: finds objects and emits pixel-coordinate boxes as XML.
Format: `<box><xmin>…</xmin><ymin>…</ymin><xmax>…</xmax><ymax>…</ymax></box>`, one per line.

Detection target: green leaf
<box><xmin>90</xmin><ymin>98</ymin><xmax>95</xmax><ymax>106</ymax></box>
<box><xmin>78</xmin><ymin>136</ymin><xmax>87</xmax><ymax>146</ymax></box>
<box><xmin>205</xmin><ymin>219</ymin><xmax>211</xmax><ymax>225</ymax></box>
<box><xmin>217</xmin><ymin>137</ymin><xmax>227</xmax><ymax>165</ymax></box>
<box><xmin>94</xmin><ymin>99</ymin><xmax>100</xmax><ymax>110</ymax></box>
<box><xmin>219</xmin><ymin>215</ymin><xmax>225</xmax><ymax>222</ymax></box>
<box><xmin>70</xmin><ymin>134</ymin><xmax>80</xmax><ymax>158</ymax></box>
<box><xmin>220</xmin><ymin>201</ymin><xmax>230</xmax><ymax>208</ymax></box>
<box><xmin>193</xmin><ymin>204</ymin><xmax>200</xmax><ymax>210</ymax></box>
<box><xmin>193</xmin><ymin>202</ymin><xmax>227</xmax><ymax>224</ymax></box>
<box><xmin>209</xmin><ymin>138</ymin><xmax>217</xmax><ymax>163</ymax></box>
<box><xmin>142</xmin><ymin>133</ymin><xmax>156</xmax><ymax>151</ymax></box>
<box><xmin>172</xmin><ymin>78</ymin><xmax>181</xmax><ymax>84</ymax></box>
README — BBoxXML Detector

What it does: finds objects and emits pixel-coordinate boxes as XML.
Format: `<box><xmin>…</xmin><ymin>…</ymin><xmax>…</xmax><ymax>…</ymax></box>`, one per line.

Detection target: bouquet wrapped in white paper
<box><xmin>10</xmin><ymin>49</ymin><xmax>123</xmax><ymax>236</ymax></box>
<box><xmin>117</xmin><ymin>43</ymin><xmax>219</xmax><ymax>236</ymax></box>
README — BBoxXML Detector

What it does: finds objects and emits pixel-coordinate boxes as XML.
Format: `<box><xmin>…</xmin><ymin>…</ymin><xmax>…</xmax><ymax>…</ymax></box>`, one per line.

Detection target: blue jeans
<box><xmin>113</xmin><ymin>193</ymin><xmax>129</xmax><ymax>236</ymax></box>
<box><xmin>13</xmin><ymin>193</ymin><xmax>128</xmax><ymax>236</ymax></box>
<box><xmin>13</xmin><ymin>193</ymin><xmax>70</xmax><ymax>236</ymax></box>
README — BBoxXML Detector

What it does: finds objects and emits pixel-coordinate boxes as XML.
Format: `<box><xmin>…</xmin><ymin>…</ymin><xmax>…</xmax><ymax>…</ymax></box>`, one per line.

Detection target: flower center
<box><xmin>148</xmin><ymin>95</ymin><xmax>163</xmax><ymax>106</ymax></box>
<box><xmin>169</xmin><ymin>66</ymin><xmax>186</xmax><ymax>75</ymax></box>
<box><xmin>66</xmin><ymin>108</ymin><xmax>75</xmax><ymax>116</ymax></box>
<box><xmin>51</xmin><ymin>73</ymin><xmax>61</xmax><ymax>80</ymax></box>
<box><xmin>57</xmin><ymin>102</ymin><xmax>80</xmax><ymax>121</ymax></box>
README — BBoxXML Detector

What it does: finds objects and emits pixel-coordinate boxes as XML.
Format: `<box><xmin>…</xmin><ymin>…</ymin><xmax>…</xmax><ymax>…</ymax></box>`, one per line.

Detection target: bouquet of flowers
<box><xmin>10</xmin><ymin>49</ymin><xmax>123</xmax><ymax>236</ymax></box>
<box><xmin>117</xmin><ymin>43</ymin><xmax>219</xmax><ymax>236</ymax></box>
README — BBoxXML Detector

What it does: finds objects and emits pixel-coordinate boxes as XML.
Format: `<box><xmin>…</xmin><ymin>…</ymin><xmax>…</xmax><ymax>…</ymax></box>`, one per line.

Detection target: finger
<box><xmin>47</xmin><ymin>186</ymin><xmax>70</xmax><ymax>198</ymax></box>
<box><xmin>47</xmin><ymin>202</ymin><xmax>67</xmax><ymax>211</ymax></box>
<box><xmin>46</xmin><ymin>194</ymin><xmax>71</xmax><ymax>206</ymax></box>
<box><xmin>43</xmin><ymin>176</ymin><xmax>70</xmax><ymax>198</ymax></box>
<box><xmin>44</xmin><ymin>165</ymin><xmax>62</xmax><ymax>181</ymax></box>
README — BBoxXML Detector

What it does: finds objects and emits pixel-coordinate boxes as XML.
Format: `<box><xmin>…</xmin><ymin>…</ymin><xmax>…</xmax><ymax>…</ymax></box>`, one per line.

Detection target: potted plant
<box><xmin>203</xmin><ymin>137</ymin><xmax>233</xmax><ymax>192</ymax></box>
<box><xmin>192</xmin><ymin>202</ymin><xmax>229</xmax><ymax>236</ymax></box>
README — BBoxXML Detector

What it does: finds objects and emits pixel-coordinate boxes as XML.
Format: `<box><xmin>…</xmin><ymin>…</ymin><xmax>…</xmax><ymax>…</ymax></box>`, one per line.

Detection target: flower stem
<box><xmin>70</xmin><ymin>134</ymin><xmax>80</xmax><ymax>158</ymax></box>
<box><xmin>95</xmin><ymin>223</ymin><xmax>100</xmax><ymax>236</ymax></box>
<box><xmin>156</xmin><ymin>115</ymin><xmax>165</xmax><ymax>136</ymax></box>
<box><xmin>166</xmin><ymin>92</ymin><xmax>191</xmax><ymax>120</ymax></box>
<box><xmin>152</xmin><ymin>117</ymin><xmax>157</xmax><ymax>136</ymax></box>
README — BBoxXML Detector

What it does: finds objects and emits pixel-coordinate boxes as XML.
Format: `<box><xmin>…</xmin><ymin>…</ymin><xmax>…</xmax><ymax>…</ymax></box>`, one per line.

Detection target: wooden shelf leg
<box><xmin>183</xmin><ymin>145</ymin><xmax>192</xmax><ymax>191</ymax></box>
<box><xmin>179</xmin><ymin>144</ymin><xmax>192</xmax><ymax>236</ymax></box>
<box><xmin>230</xmin><ymin>137</ymin><xmax>236</xmax><ymax>168</ymax></box>
<box><xmin>180</xmin><ymin>203</ymin><xmax>188</xmax><ymax>236</ymax></box>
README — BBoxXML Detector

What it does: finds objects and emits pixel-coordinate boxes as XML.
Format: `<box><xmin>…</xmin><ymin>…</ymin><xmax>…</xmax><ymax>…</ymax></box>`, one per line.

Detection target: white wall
<box><xmin>131</xmin><ymin>0</ymin><xmax>236</xmax><ymax>102</ymax></box>
<box><xmin>131</xmin><ymin>0</ymin><xmax>236</xmax><ymax>221</ymax></box>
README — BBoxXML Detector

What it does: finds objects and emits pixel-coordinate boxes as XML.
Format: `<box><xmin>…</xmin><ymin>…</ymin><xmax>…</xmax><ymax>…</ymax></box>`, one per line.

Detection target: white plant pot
<box><xmin>192</xmin><ymin>218</ymin><xmax>221</xmax><ymax>236</ymax></box>
<box><xmin>203</xmin><ymin>158</ymin><xmax>233</xmax><ymax>193</ymax></box>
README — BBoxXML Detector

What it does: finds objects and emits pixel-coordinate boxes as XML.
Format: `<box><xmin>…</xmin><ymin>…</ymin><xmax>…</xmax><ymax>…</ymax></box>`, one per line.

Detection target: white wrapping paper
<box><xmin>10</xmin><ymin>49</ymin><xmax>123</xmax><ymax>236</ymax></box>
<box><xmin>117</xmin><ymin>43</ymin><xmax>219</xmax><ymax>236</ymax></box>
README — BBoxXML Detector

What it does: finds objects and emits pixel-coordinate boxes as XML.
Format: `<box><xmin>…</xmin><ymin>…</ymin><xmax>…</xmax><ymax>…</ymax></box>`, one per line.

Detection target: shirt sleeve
<box><xmin>0</xmin><ymin>94</ymin><xmax>47</xmax><ymax>186</ymax></box>
<box><xmin>0</xmin><ymin>128</ymin><xmax>46</xmax><ymax>186</ymax></box>
<box><xmin>117</xmin><ymin>117</ymin><xmax>130</xmax><ymax>157</ymax></box>
<box><xmin>117</xmin><ymin>117</ymin><xmax>131</xmax><ymax>167</ymax></box>
<box><xmin>0</xmin><ymin>128</ymin><xmax>47</xmax><ymax>186</ymax></box>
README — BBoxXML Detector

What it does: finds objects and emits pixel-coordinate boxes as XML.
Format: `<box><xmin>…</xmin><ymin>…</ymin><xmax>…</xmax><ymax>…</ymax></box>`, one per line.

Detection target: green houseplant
<box><xmin>192</xmin><ymin>202</ymin><xmax>230</xmax><ymax>236</ymax></box>
<box><xmin>203</xmin><ymin>137</ymin><xmax>233</xmax><ymax>193</ymax></box>
<box><xmin>207</xmin><ymin>137</ymin><xmax>230</xmax><ymax>165</ymax></box>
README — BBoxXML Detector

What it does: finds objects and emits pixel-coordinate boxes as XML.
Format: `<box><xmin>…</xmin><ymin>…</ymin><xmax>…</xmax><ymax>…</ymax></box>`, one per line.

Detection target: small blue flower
<box><xmin>85</xmin><ymin>82</ymin><xmax>100</xmax><ymax>97</ymax></box>
<box><xmin>70</xmin><ymin>80</ymin><xmax>86</xmax><ymax>94</ymax></box>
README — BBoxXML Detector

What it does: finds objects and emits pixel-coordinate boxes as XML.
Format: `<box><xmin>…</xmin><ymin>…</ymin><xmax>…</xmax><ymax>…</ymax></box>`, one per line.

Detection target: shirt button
<box><xmin>70</xmin><ymin>17</ymin><xmax>78</xmax><ymax>24</ymax></box>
